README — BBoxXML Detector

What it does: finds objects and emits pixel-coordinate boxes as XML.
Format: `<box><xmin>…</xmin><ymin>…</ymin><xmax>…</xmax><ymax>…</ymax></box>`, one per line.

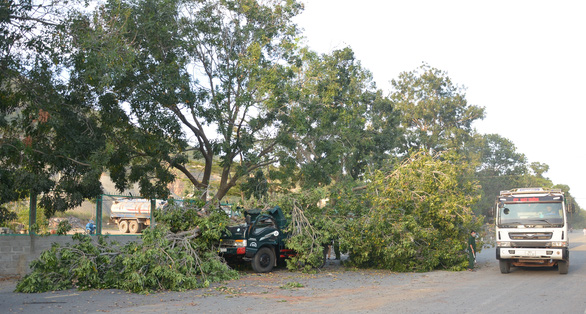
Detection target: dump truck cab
<box><xmin>219</xmin><ymin>206</ymin><xmax>293</xmax><ymax>272</ymax></box>
<box><xmin>495</xmin><ymin>188</ymin><xmax>570</xmax><ymax>274</ymax></box>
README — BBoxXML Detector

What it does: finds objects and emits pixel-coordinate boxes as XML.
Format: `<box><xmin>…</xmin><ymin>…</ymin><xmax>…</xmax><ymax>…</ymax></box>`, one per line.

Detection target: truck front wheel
<box><xmin>499</xmin><ymin>260</ymin><xmax>511</xmax><ymax>274</ymax></box>
<box><xmin>558</xmin><ymin>260</ymin><xmax>569</xmax><ymax>274</ymax></box>
<box><xmin>252</xmin><ymin>247</ymin><xmax>275</xmax><ymax>273</ymax></box>
<box><xmin>119</xmin><ymin>220</ymin><xmax>129</xmax><ymax>233</ymax></box>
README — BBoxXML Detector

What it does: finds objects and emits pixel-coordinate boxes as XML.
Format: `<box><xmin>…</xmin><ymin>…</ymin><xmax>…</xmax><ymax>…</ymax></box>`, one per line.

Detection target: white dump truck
<box><xmin>110</xmin><ymin>199</ymin><xmax>165</xmax><ymax>234</ymax></box>
<box><xmin>495</xmin><ymin>188</ymin><xmax>570</xmax><ymax>274</ymax></box>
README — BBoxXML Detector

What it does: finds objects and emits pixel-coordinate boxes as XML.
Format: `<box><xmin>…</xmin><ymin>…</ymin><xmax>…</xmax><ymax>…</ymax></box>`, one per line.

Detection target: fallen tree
<box><xmin>284</xmin><ymin>199</ymin><xmax>328</xmax><ymax>271</ymax></box>
<box><xmin>335</xmin><ymin>150</ymin><xmax>484</xmax><ymax>271</ymax></box>
<box><xmin>15</xmin><ymin>203</ymin><xmax>239</xmax><ymax>293</ymax></box>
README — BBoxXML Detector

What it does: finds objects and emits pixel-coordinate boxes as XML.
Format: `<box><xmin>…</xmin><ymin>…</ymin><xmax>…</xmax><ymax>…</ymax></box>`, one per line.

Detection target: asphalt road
<box><xmin>1</xmin><ymin>233</ymin><xmax>585</xmax><ymax>313</ymax></box>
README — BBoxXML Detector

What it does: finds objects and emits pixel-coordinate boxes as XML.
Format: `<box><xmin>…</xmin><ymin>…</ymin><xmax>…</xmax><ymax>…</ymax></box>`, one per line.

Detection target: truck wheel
<box><xmin>499</xmin><ymin>260</ymin><xmax>511</xmax><ymax>274</ymax></box>
<box><xmin>128</xmin><ymin>220</ymin><xmax>140</xmax><ymax>234</ymax></box>
<box><xmin>558</xmin><ymin>260</ymin><xmax>569</xmax><ymax>274</ymax></box>
<box><xmin>119</xmin><ymin>220</ymin><xmax>129</xmax><ymax>233</ymax></box>
<box><xmin>252</xmin><ymin>247</ymin><xmax>275</xmax><ymax>273</ymax></box>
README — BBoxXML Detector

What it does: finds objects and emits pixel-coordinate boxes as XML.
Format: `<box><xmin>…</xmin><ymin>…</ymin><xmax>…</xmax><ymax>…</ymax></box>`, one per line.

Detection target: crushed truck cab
<box><xmin>219</xmin><ymin>206</ymin><xmax>293</xmax><ymax>272</ymax></box>
<box><xmin>495</xmin><ymin>188</ymin><xmax>570</xmax><ymax>274</ymax></box>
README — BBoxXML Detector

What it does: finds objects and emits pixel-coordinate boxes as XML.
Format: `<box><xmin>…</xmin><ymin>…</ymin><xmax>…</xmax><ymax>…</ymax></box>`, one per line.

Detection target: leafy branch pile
<box><xmin>284</xmin><ymin>200</ymin><xmax>327</xmax><ymax>271</ymax></box>
<box><xmin>336</xmin><ymin>150</ymin><xmax>483</xmax><ymax>271</ymax></box>
<box><xmin>15</xmin><ymin>202</ymin><xmax>238</xmax><ymax>293</ymax></box>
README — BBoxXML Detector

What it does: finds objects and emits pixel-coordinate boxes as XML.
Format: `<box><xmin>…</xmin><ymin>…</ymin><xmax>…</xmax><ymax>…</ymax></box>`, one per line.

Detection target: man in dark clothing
<box><xmin>468</xmin><ymin>231</ymin><xmax>477</xmax><ymax>271</ymax></box>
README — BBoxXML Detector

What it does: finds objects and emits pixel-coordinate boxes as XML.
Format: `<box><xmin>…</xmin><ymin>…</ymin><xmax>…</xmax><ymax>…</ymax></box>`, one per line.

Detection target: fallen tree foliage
<box><xmin>284</xmin><ymin>200</ymin><xmax>327</xmax><ymax>271</ymax></box>
<box><xmin>336</xmin><ymin>150</ymin><xmax>483</xmax><ymax>271</ymax></box>
<box><xmin>15</xmin><ymin>203</ymin><xmax>239</xmax><ymax>293</ymax></box>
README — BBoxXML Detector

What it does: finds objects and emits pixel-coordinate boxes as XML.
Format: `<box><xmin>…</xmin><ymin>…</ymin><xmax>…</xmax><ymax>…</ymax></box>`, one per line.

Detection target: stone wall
<box><xmin>0</xmin><ymin>235</ymin><xmax>141</xmax><ymax>278</ymax></box>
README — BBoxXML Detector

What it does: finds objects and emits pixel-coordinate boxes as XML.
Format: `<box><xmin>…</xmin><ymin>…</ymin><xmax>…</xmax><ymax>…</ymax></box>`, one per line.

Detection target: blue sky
<box><xmin>294</xmin><ymin>0</ymin><xmax>586</xmax><ymax>207</ymax></box>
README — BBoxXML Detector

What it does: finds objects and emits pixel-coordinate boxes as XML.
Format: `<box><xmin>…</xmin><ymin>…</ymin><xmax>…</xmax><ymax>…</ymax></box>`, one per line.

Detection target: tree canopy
<box><xmin>69</xmin><ymin>0</ymin><xmax>307</xmax><ymax>203</ymax></box>
<box><xmin>390</xmin><ymin>63</ymin><xmax>485</xmax><ymax>154</ymax></box>
<box><xmin>281</xmin><ymin>47</ymin><xmax>399</xmax><ymax>189</ymax></box>
<box><xmin>471</xmin><ymin>133</ymin><xmax>528</xmax><ymax>216</ymax></box>
<box><xmin>1</xmin><ymin>0</ymin><xmax>107</xmax><ymax>216</ymax></box>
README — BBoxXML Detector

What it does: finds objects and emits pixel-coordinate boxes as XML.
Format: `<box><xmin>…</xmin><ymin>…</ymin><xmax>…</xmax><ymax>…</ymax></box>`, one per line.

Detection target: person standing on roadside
<box><xmin>467</xmin><ymin>230</ymin><xmax>477</xmax><ymax>271</ymax></box>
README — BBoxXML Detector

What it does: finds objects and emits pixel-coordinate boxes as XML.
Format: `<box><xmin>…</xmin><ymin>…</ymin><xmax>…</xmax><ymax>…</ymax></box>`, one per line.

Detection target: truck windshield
<box><xmin>498</xmin><ymin>202</ymin><xmax>564</xmax><ymax>226</ymax></box>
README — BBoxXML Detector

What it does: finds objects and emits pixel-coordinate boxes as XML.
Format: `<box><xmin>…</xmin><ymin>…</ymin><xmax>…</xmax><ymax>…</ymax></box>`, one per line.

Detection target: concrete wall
<box><xmin>0</xmin><ymin>235</ymin><xmax>141</xmax><ymax>278</ymax></box>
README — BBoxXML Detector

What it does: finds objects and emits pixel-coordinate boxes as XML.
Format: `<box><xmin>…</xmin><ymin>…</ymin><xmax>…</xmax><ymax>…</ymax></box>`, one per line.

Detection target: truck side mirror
<box><xmin>245</xmin><ymin>215</ymin><xmax>251</xmax><ymax>225</ymax></box>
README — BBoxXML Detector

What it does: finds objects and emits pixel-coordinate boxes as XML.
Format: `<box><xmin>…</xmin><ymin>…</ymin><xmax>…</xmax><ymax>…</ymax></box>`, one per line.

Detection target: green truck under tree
<box><xmin>219</xmin><ymin>206</ymin><xmax>295</xmax><ymax>272</ymax></box>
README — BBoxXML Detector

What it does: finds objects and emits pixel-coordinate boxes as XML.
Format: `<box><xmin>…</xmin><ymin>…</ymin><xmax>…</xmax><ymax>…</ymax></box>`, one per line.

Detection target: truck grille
<box><xmin>510</xmin><ymin>241</ymin><xmax>550</xmax><ymax>248</ymax></box>
<box><xmin>508</xmin><ymin>232</ymin><xmax>552</xmax><ymax>240</ymax></box>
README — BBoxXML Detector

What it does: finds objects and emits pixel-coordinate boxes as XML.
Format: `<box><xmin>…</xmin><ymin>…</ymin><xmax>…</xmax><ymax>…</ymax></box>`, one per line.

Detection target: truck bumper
<box><xmin>497</xmin><ymin>247</ymin><xmax>568</xmax><ymax>261</ymax></box>
<box><xmin>219</xmin><ymin>247</ymin><xmax>246</xmax><ymax>256</ymax></box>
